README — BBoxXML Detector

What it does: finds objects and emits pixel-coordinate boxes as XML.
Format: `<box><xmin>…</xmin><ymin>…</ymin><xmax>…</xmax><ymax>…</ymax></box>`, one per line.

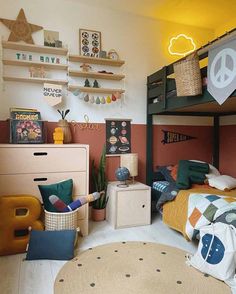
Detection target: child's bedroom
<box><xmin>0</xmin><ymin>0</ymin><xmax>236</xmax><ymax>293</ymax></box>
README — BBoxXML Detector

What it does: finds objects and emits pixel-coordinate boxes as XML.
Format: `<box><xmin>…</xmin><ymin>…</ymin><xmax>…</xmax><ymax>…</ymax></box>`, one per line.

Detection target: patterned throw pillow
<box><xmin>153</xmin><ymin>181</ymin><xmax>170</xmax><ymax>192</ymax></box>
<box><xmin>38</xmin><ymin>179</ymin><xmax>73</xmax><ymax>212</ymax></box>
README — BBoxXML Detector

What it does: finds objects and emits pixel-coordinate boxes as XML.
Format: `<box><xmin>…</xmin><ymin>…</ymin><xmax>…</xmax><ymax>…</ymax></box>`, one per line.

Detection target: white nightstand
<box><xmin>106</xmin><ymin>181</ymin><xmax>151</xmax><ymax>229</ymax></box>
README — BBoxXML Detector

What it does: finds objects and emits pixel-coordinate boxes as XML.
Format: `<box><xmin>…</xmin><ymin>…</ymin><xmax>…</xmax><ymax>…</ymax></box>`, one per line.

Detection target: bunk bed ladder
<box><xmin>213</xmin><ymin>115</ymin><xmax>219</xmax><ymax>169</ymax></box>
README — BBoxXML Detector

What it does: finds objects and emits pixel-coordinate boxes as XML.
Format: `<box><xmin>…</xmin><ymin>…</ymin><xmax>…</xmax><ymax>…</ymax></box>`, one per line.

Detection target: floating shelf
<box><xmin>3</xmin><ymin>59</ymin><xmax>68</xmax><ymax>70</ymax></box>
<box><xmin>68</xmin><ymin>85</ymin><xmax>125</xmax><ymax>94</ymax></box>
<box><xmin>3</xmin><ymin>76</ymin><xmax>68</xmax><ymax>85</ymax></box>
<box><xmin>68</xmin><ymin>69</ymin><xmax>125</xmax><ymax>80</ymax></box>
<box><xmin>69</xmin><ymin>55</ymin><xmax>125</xmax><ymax>66</ymax></box>
<box><xmin>2</xmin><ymin>41</ymin><xmax>68</xmax><ymax>55</ymax></box>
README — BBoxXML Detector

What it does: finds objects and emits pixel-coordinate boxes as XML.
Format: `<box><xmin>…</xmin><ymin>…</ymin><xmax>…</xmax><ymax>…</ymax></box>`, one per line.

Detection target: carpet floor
<box><xmin>54</xmin><ymin>241</ymin><xmax>230</xmax><ymax>294</ymax></box>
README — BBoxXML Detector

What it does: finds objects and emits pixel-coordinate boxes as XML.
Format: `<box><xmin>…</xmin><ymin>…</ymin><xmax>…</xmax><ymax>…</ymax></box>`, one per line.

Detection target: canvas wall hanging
<box><xmin>105</xmin><ymin>119</ymin><xmax>131</xmax><ymax>155</ymax></box>
<box><xmin>43</xmin><ymin>83</ymin><xmax>62</xmax><ymax>106</ymax></box>
<box><xmin>208</xmin><ymin>38</ymin><xmax>236</xmax><ymax>105</ymax></box>
<box><xmin>161</xmin><ymin>130</ymin><xmax>196</xmax><ymax>144</ymax></box>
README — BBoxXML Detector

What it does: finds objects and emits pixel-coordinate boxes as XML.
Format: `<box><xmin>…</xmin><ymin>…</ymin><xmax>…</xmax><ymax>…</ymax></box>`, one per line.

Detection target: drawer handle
<box><xmin>33</xmin><ymin>178</ymin><xmax>48</xmax><ymax>182</ymax></box>
<box><xmin>33</xmin><ymin>152</ymin><xmax>48</xmax><ymax>156</ymax></box>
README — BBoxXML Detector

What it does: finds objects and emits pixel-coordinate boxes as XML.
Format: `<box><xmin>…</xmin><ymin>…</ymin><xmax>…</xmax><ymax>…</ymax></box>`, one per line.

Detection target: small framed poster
<box><xmin>105</xmin><ymin>119</ymin><xmax>131</xmax><ymax>156</ymax></box>
<box><xmin>79</xmin><ymin>28</ymin><xmax>101</xmax><ymax>57</ymax></box>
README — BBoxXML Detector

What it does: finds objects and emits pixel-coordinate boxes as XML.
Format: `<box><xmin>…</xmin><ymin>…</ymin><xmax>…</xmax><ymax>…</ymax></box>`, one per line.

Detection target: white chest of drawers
<box><xmin>0</xmin><ymin>144</ymin><xmax>89</xmax><ymax>236</ymax></box>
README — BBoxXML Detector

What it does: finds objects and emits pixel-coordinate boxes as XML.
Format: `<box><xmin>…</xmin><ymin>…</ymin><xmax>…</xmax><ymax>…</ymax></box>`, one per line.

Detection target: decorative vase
<box><xmin>57</xmin><ymin>119</ymin><xmax>72</xmax><ymax>143</ymax></box>
<box><xmin>91</xmin><ymin>208</ymin><xmax>106</xmax><ymax>222</ymax></box>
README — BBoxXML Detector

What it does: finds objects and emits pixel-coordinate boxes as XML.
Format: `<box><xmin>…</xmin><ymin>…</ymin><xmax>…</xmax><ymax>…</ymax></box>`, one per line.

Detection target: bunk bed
<box><xmin>146</xmin><ymin>29</ymin><xmax>236</xmax><ymax>240</ymax></box>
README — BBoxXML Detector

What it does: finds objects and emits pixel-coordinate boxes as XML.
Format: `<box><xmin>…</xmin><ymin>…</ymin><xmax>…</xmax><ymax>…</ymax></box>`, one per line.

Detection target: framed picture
<box><xmin>10</xmin><ymin>119</ymin><xmax>45</xmax><ymax>144</ymax></box>
<box><xmin>105</xmin><ymin>119</ymin><xmax>131</xmax><ymax>156</ymax></box>
<box><xmin>44</xmin><ymin>30</ymin><xmax>59</xmax><ymax>47</ymax></box>
<box><xmin>79</xmin><ymin>28</ymin><xmax>101</xmax><ymax>57</ymax></box>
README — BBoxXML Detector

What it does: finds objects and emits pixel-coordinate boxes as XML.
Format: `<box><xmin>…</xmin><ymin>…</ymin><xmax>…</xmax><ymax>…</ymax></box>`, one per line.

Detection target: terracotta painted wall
<box><xmin>220</xmin><ymin>125</ymin><xmax>236</xmax><ymax>177</ymax></box>
<box><xmin>1</xmin><ymin>121</ymin><xmax>235</xmax><ymax>185</ymax></box>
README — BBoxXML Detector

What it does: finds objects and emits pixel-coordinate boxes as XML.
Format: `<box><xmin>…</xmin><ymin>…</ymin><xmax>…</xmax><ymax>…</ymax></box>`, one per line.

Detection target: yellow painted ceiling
<box><xmin>77</xmin><ymin>0</ymin><xmax>236</xmax><ymax>29</ymax></box>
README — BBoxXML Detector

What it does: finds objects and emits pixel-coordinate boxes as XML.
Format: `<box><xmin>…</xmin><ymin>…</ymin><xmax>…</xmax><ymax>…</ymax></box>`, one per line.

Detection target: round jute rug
<box><xmin>54</xmin><ymin>241</ymin><xmax>230</xmax><ymax>294</ymax></box>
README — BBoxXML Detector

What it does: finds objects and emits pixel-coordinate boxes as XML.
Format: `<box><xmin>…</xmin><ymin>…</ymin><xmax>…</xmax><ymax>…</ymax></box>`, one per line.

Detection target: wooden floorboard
<box><xmin>0</xmin><ymin>215</ymin><xmax>197</xmax><ymax>294</ymax></box>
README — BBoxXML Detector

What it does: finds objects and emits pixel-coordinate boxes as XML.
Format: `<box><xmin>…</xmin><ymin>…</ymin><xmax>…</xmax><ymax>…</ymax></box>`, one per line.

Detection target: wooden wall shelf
<box><xmin>69</xmin><ymin>55</ymin><xmax>125</xmax><ymax>66</ymax></box>
<box><xmin>68</xmin><ymin>85</ymin><xmax>125</xmax><ymax>94</ymax></box>
<box><xmin>68</xmin><ymin>69</ymin><xmax>125</xmax><ymax>80</ymax></box>
<box><xmin>3</xmin><ymin>76</ymin><xmax>68</xmax><ymax>85</ymax></box>
<box><xmin>3</xmin><ymin>59</ymin><xmax>68</xmax><ymax>70</ymax></box>
<box><xmin>2</xmin><ymin>41</ymin><xmax>68</xmax><ymax>55</ymax></box>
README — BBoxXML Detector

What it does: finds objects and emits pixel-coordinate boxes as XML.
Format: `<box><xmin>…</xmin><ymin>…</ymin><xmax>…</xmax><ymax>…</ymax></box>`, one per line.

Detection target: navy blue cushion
<box><xmin>26</xmin><ymin>230</ymin><xmax>76</xmax><ymax>260</ymax></box>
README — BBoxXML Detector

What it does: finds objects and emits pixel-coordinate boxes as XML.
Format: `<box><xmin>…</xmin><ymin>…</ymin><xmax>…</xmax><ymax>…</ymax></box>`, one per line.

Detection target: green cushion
<box><xmin>38</xmin><ymin>179</ymin><xmax>73</xmax><ymax>212</ymax></box>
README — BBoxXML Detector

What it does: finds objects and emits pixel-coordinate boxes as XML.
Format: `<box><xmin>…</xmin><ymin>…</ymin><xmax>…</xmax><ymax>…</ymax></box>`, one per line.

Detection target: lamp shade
<box><xmin>120</xmin><ymin>153</ymin><xmax>138</xmax><ymax>177</ymax></box>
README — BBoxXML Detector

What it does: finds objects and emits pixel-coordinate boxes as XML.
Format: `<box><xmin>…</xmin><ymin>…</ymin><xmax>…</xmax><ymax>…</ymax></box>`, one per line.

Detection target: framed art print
<box><xmin>105</xmin><ymin>119</ymin><xmax>131</xmax><ymax>156</ymax></box>
<box><xmin>79</xmin><ymin>28</ymin><xmax>101</xmax><ymax>57</ymax></box>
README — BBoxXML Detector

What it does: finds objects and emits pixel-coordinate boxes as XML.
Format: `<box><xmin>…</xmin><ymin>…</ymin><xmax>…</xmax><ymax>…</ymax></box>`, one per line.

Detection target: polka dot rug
<box><xmin>54</xmin><ymin>241</ymin><xmax>230</xmax><ymax>294</ymax></box>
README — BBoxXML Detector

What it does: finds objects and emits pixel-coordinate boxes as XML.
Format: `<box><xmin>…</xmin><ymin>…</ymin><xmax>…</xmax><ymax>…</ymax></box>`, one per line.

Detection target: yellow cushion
<box><xmin>0</xmin><ymin>195</ymin><xmax>44</xmax><ymax>256</ymax></box>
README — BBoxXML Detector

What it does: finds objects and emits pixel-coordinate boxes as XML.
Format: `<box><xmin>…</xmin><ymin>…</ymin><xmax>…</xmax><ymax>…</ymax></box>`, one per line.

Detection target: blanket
<box><xmin>162</xmin><ymin>187</ymin><xmax>236</xmax><ymax>240</ymax></box>
<box><xmin>185</xmin><ymin>193</ymin><xmax>236</xmax><ymax>240</ymax></box>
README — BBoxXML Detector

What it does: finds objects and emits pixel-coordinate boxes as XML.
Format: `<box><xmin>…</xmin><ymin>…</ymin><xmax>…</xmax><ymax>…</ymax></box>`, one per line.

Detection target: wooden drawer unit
<box><xmin>106</xmin><ymin>181</ymin><xmax>151</xmax><ymax>229</ymax></box>
<box><xmin>0</xmin><ymin>144</ymin><xmax>89</xmax><ymax>235</ymax></box>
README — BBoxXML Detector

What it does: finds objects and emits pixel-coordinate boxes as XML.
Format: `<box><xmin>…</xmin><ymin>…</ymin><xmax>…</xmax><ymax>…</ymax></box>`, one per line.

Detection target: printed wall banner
<box><xmin>207</xmin><ymin>38</ymin><xmax>236</xmax><ymax>105</ymax></box>
<box><xmin>105</xmin><ymin>119</ymin><xmax>131</xmax><ymax>155</ymax></box>
<box><xmin>43</xmin><ymin>83</ymin><xmax>62</xmax><ymax>106</ymax></box>
<box><xmin>161</xmin><ymin>130</ymin><xmax>196</xmax><ymax>144</ymax></box>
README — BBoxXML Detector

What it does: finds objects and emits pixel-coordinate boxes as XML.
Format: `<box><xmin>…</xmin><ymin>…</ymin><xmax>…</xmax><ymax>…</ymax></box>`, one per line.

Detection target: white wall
<box><xmin>0</xmin><ymin>0</ymin><xmax>213</xmax><ymax>123</ymax></box>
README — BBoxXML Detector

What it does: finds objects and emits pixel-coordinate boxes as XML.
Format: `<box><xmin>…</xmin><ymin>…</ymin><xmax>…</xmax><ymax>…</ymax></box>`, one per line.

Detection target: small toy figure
<box><xmin>45</xmin><ymin>56</ymin><xmax>50</xmax><ymax>63</ymax></box>
<box><xmin>84</xmin><ymin>78</ymin><xmax>91</xmax><ymax>87</ymax></box>
<box><xmin>80</xmin><ymin>63</ymin><xmax>92</xmax><ymax>72</ymax></box>
<box><xmin>40</xmin><ymin>56</ymin><xmax>44</xmax><ymax>62</ymax></box>
<box><xmin>29</xmin><ymin>66</ymin><xmax>36</xmax><ymax>78</ymax></box>
<box><xmin>16</xmin><ymin>53</ymin><xmax>21</xmax><ymax>60</ymax></box>
<box><xmin>93</xmin><ymin>80</ymin><xmax>99</xmax><ymax>88</ymax></box>
<box><xmin>53</xmin><ymin>127</ymin><xmax>64</xmax><ymax>144</ymax></box>
<box><xmin>28</xmin><ymin>55</ymin><xmax>32</xmax><ymax>61</ymax></box>
<box><xmin>56</xmin><ymin>57</ymin><xmax>60</xmax><ymax>64</ymax></box>
<box><xmin>22</xmin><ymin>54</ymin><xmax>27</xmax><ymax>60</ymax></box>
<box><xmin>51</xmin><ymin>57</ymin><xmax>55</xmax><ymax>63</ymax></box>
<box><xmin>39</xmin><ymin>66</ymin><xmax>46</xmax><ymax>78</ymax></box>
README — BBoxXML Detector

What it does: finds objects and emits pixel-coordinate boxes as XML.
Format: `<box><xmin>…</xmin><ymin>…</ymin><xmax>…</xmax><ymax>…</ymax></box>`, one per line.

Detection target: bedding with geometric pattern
<box><xmin>185</xmin><ymin>193</ymin><xmax>236</xmax><ymax>240</ymax></box>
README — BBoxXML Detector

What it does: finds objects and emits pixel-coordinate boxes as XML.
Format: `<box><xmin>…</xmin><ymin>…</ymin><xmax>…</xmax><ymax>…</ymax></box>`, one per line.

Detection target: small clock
<box><xmin>108</xmin><ymin>49</ymin><xmax>119</xmax><ymax>60</ymax></box>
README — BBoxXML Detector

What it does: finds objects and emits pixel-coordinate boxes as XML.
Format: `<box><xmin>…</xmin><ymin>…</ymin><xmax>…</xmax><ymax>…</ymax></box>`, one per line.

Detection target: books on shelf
<box><xmin>9</xmin><ymin>107</ymin><xmax>45</xmax><ymax>144</ymax></box>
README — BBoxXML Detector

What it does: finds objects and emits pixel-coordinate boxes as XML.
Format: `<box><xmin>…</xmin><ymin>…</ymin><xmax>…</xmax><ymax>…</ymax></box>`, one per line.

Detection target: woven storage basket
<box><xmin>44</xmin><ymin>209</ymin><xmax>78</xmax><ymax>231</ymax></box>
<box><xmin>173</xmin><ymin>52</ymin><xmax>202</xmax><ymax>96</ymax></box>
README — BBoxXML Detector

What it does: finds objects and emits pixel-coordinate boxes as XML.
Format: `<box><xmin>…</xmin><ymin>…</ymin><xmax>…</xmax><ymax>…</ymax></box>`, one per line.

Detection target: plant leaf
<box><xmin>64</xmin><ymin>109</ymin><xmax>70</xmax><ymax>118</ymax></box>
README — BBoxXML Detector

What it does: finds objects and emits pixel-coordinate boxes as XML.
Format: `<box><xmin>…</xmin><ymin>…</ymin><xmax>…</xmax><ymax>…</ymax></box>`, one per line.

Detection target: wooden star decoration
<box><xmin>0</xmin><ymin>8</ymin><xmax>43</xmax><ymax>44</ymax></box>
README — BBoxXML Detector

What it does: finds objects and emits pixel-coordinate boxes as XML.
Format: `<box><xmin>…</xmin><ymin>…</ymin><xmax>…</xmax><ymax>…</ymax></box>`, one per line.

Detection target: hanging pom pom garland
<box><xmin>84</xmin><ymin>94</ymin><xmax>89</xmax><ymax>102</ymax></box>
<box><xmin>90</xmin><ymin>95</ymin><xmax>95</xmax><ymax>104</ymax></box>
<box><xmin>100</xmin><ymin>96</ymin><xmax>106</xmax><ymax>104</ymax></box>
<box><xmin>96</xmin><ymin>96</ymin><xmax>100</xmax><ymax>104</ymax></box>
<box><xmin>106</xmin><ymin>95</ymin><xmax>111</xmax><ymax>104</ymax></box>
<box><xmin>112</xmin><ymin>94</ymin><xmax>116</xmax><ymax>102</ymax></box>
<box><xmin>75</xmin><ymin>91</ymin><xmax>122</xmax><ymax>105</ymax></box>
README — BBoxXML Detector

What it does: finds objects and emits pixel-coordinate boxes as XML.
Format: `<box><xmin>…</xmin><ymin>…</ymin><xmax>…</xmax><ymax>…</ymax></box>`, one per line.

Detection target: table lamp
<box><xmin>120</xmin><ymin>153</ymin><xmax>138</xmax><ymax>184</ymax></box>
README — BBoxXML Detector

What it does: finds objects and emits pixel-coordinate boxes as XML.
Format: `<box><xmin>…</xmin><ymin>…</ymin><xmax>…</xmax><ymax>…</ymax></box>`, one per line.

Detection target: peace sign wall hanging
<box><xmin>207</xmin><ymin>38</ymin><xmax>236</xmax><ymax>105</ymax></box>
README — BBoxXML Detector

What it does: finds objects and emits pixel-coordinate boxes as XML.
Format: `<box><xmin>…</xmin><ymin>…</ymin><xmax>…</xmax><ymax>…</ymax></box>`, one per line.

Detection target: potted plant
<box><xmin>57</xmin><ymin>109</ymin><xmax>72</xmax><ymax>143</ymax></box>
<box><xmin>91</xmin><ymin>145</ymin><xmax>108</xmax><ymax>221</ymax></box>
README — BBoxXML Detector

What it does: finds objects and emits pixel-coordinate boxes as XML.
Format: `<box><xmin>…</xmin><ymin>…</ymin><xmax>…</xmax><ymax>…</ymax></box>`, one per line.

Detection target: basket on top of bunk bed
<box><xmin>173</xmin><ymin>52</ymin><xmax>202</xmax><ymax>97</ymax></box>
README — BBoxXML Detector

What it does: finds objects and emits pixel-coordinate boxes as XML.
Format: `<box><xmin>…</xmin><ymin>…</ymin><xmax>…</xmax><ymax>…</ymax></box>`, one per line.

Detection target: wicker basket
<box><xmin>44</xmin><ymin>209</ymin><xmax>79</xmax><ymax>231</ymax></box>
<box><xmin>173</xmin><ymin>52</ymin><xmax>202</xmax><ymax>96</ymax></box>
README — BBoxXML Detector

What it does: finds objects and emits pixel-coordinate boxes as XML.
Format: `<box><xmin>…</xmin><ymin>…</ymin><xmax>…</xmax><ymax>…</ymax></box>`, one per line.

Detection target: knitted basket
<box><xmin>44</xmin><ymin>209</ymin><xmax>79</xmax><ymax>231</ymax></box>
<box><xmin>173</xmin><ymin>52</ymin><xmax>202</xmax><ymax>96</ymax></box>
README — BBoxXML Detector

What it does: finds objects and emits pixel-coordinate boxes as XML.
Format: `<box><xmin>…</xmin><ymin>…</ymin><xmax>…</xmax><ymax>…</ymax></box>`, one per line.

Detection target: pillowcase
<box><xmin>156</xmin><ymin>165</ymin><xmax>175</xmax><ymax>183</ymax></box>
<box><xmin>208</xmin><ymin>175</ymin><xmax>236</xmax><ymax>191</ymax></box>
<box><xmin>38</xmin><ymin>179</ymin><xmax>73</xmax><ymax>212</ymax></box>
<box><xmin>26</xmin><ymin>230</ymin><xmax>76</xmax><ymax>260</ymax></box>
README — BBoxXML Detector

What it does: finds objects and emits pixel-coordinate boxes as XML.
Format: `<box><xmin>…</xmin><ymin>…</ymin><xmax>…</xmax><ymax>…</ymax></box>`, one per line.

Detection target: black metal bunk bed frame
<box><xmin>146</xmin><ymin>29</ymin><xmax>236</xmax><ymax>187</ymax></box>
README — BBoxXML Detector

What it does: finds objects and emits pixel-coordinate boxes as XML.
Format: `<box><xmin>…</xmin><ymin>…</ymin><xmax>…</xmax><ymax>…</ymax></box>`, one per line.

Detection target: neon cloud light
<box><xmin>168</xmin><ymin>34</ymin><xmax>196</xmax><ymax>57</ymax></box>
